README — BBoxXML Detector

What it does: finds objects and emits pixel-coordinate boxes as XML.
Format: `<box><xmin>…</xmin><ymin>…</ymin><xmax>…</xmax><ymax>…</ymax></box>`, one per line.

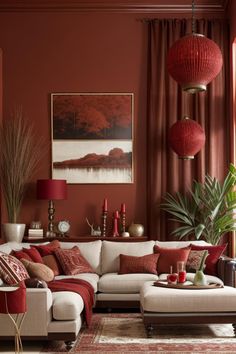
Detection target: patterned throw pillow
<box><xmin>153</xmin><ymin>245</ymin><xmax>191</xmax><ymax>274</ymax></box>
<box><xmin>21</xmin><ymin>259</ymin><xmax>54</xmax><ymax>282</ymax></box>
<box><xmin>190</xmin><ymin>244</ymin><xmax>227</xmax><ymax>275</ymax></box>
<box><xmin>186</xmin><ymin>250</ymin><xmax>206</xmax><ymax>272</ymax></box>
<box><xmin>54</xmin><ymin>246</ymin><xmax>94</xmax><ymax>275</ymax></box>
<box><xmin>119</xmin><ymin>253</ymin><xmax>160</xmax><ymax>274</ymax></box>
<box><xmin>0</xmin><ymin>252</ymin><xmax>29</xmax><ymax>285</ymax></box>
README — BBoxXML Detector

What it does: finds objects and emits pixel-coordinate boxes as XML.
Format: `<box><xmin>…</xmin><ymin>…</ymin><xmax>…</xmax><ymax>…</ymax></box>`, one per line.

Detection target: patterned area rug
<box><xmin>41</xmin><ymin>313</ymin><xmax>236</xmax><ymax>353</ymax></box>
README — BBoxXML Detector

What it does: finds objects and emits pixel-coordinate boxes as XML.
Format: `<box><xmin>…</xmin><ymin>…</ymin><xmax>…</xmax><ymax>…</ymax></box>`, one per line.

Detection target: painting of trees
<box><xmin>52</xmin><ymin>93</ymin><xmax>133</xmax><ymax>139</ymax></box>
<box><xmin>51</xmin><ymin>93</ymin><xmax>133</xmax><ymax>183</ymax></box>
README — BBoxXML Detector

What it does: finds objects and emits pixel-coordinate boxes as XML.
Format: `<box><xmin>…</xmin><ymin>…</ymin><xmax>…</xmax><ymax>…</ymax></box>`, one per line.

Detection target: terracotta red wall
<box><xmin>0</xmin><ymin>12</ymin><xmax>150</xmax><ymax>237</ymax></box>
<box><xmin>0</xmin><ymin>6</ymin><xmax>227</xmax><ymax>238</ymax></box>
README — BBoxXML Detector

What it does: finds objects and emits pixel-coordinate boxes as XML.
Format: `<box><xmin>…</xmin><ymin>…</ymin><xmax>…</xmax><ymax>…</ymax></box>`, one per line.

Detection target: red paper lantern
<box><xmin>169</xmin><ymin>117</ymin><xmax>205</xmax><ymax>159</ymax></box>
<box><xmin>167</xmin><ymin>33</ymin><xmax>223</xmax><ymax>93</ymax></box>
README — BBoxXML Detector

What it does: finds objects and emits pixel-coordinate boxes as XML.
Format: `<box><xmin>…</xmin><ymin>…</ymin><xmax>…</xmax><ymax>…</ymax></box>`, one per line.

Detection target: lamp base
<box><xmin>46</xmin><ymin>230</ymin><xmax>56</xmax><ymax>238</ymax></box>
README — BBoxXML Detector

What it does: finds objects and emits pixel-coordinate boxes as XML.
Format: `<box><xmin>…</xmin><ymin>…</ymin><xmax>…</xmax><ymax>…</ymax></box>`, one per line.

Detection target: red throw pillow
<box><xmin>190</xmin><ymin>244</ymin><xmax>227</xmax><ymax>276</ymax></box>
<box><xmin>11</xmin><ymin>250</ymin><xmax>32</xmax><ymax>262</ymax></box>
<box><xmin>34</xmin><ymin>240</ymin><xmax>61</xmax><ymax>257</ymax></box>
<box><xmin>153</xmin><ymin>245</ymin><xmax>191</xmax><ymax>274</ymax></box>
<box><xmin>23</xmin><ymin>247</ymin><xmax>43</xmax><ymax>263</ymax></box>
<box><xmin>0</xmin><ymin>252</ymin><xmax>29</xmax><ymax>285</ymax></box>
<box><xmin>119</xmin><ymin>253</ymin><xmax>160</xmax><ymax>274</ymax></box>
<box><xmin>42</xmin><ymin>255</ymin><xmax>62</xmax><ymax>276</ymax></box>
<box><xmin>54</xmin><ymin>246</ymin><xmax>94</xmax><ymax>275</ymax></box>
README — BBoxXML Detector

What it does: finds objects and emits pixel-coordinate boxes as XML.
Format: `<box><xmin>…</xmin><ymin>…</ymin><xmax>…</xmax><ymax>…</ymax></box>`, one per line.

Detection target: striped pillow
<box><xmin>0</xmin><ymin>252</ymin><xmax>29</xmax><ymax>285</ymax></box>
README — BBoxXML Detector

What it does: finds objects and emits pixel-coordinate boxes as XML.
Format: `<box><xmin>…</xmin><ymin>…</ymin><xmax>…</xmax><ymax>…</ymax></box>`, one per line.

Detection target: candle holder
<box><xmin>120</xmin><ymin>211</ymin><xmax>126</xmax><ymax>233</ymax></box>
<box><xmin>101</xmin><ymin>211</ymin><xmax>108</xmax><ymax>237</ymax></box>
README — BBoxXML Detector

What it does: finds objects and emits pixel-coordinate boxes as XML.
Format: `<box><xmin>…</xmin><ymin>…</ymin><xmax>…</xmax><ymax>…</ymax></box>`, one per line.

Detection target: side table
<box><xmin>0</xmin><ymin>282</ymin><xmax>27</xmax><ymax>353</ymax></box>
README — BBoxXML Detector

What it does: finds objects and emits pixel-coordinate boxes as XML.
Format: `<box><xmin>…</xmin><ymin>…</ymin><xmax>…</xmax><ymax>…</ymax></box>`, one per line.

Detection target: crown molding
<box><xmin>0</xmin><ymin>1</ymin><xmax>227</xmax><ymax>14</ymax></box>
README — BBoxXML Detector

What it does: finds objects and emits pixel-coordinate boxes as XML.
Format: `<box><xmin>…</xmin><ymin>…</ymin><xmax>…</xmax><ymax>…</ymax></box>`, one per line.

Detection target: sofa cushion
<box><xmin>52</xmin><ymin>291</ymin><xmax>84</xmax><ymax>320</ymax></box>
<box><xmin>154</xmin><ymin>245</ymin><xmax>191</xmax><ymax>274</ymax></box>
<box><xmin>119</xmin><ymin>253</ymin><xmax>159</xmax><ymax>275</ymax></box>
<box><xmin>55</xmin><ymin>273</ymin><xmax>99</xmax><ymax>292</ymax></box>
<box><xmin>98</xmin><ymin>272</ymin><xmax>158</xmax><ymax>293</ymax></box>
<box><xmin>0</xmin><ymin>243</ymin><xmax>12</xmax><ymax>254</ymax></box>
<box><xmin>190</xmin><ymin>244</ymin><xmax>227</xmax><ymax>276</ymax></box>
<box><xmin>54</xmin><ymin>246</ymin><xmax>94</xmax><ymax>275</ymax></box>
<box><xmin>60</xmin><ymin>240</ymin><xmax>102</xmax><ymax>275</ymax></box>
<box><xmin>155</xmin><ymin>240</ymin><xmax>211</xmax><ymax>248</ymax></box>
<box><xmin>101</xmin><ymin>241</ymin><xmax>155</xmax><ymax>274</ymax></box>
<box><xmin>0</xmin><ymin>252</ymin><xmax>29</xmax><ymax>285</ymax></box>
<box><xmin>21</xmin><ymin>259</ymin><xmax>54</xmax><ymax>282</ymax></box>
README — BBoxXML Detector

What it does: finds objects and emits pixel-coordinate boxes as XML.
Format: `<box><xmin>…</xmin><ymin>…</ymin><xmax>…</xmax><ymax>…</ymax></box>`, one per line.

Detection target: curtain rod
<box><xmin>137</xmin><ymin>18</ymin><xmax>227</xmax><ymax>23</ymax></box>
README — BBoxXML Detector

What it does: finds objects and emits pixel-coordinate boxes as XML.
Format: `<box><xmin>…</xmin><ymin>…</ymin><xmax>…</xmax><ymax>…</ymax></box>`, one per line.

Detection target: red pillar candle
<box><xmin>112</xmin><ymin>211</ymin><xmax>120</xmax><ymax>237</ymax></box>
<box><xmin>121</xmin><ymin>203</ymin><xmax>126</xmax><ymax>213</ymax></box>
<box><xmin>103</xmin><ymin>198</ymin><xmax>108</xmax><ymax>212</ymax></box>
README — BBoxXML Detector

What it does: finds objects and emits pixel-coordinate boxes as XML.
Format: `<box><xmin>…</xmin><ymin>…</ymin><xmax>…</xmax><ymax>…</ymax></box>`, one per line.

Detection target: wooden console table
<box><xmin>23</xmin><ymin>236</ymin><xmax>148</xmax><ymax>243</ymax></box>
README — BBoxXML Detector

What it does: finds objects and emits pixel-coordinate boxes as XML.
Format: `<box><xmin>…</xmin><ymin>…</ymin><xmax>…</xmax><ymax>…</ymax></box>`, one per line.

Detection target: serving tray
<box><xmin>153</xmin><ymin>280</ymin><xmax>223</xmax><ymax>290</ymax></box>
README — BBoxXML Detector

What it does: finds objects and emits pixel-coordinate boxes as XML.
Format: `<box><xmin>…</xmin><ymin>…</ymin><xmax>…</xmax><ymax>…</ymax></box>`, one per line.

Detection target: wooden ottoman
<box><xmin>140</xmin><ymin>281</ymin><xmax>236</xmax><ymax>337</ymax></box>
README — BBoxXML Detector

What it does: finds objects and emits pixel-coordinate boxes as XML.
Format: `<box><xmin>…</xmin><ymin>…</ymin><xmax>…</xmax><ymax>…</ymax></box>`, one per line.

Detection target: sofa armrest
<box><xmin>0</xmin><ymin>287</ymin><xmax>53</xmax><ymax>337</ymax></box>
<box><xmin>217</xmin><ymin>256</ymin><xmax>236</xmax><ymax>287</ymax></box>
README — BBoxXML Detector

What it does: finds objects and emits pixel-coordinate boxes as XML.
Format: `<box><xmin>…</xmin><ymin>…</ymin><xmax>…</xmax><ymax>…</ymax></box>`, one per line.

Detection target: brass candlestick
<box><xmin>120</xmin><ymin>211</ymin><xmax>126</xmax><ymax>233</ymax></box>
<box><xmin>101</xmin><ymin>211</ymin><xmax>108</xmax><ymax>237</ymax></box>
<box><xmin>46</xmin><ymin>200</ymin><xmax>56</xmax><ymax>238</ymax></box>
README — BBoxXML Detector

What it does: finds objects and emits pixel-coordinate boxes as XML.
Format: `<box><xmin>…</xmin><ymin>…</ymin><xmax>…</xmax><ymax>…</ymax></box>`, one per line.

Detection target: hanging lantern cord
<box><xmin>191</xmin><ymin>0</ymin><xmax>196</xmax><ymax>34</ymax></box>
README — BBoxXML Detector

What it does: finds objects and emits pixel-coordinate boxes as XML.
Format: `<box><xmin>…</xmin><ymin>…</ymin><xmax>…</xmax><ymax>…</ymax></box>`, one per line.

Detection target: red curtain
<box><xmin>146</xmin><ymin>19</ymin><xmax>229</xmax><ymax>240</ymax></box>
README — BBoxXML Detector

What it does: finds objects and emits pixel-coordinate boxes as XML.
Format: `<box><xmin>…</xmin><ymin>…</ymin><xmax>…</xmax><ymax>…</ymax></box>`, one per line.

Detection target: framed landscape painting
<box><xmin>51</xmin><ymin>93</ymin><xmax>134</xmax><ymax>184</ymax></box>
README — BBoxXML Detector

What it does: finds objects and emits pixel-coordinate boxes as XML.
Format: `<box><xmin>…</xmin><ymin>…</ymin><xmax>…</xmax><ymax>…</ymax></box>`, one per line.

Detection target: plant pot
<box><xmin>2</xmin><ymin>223</ymin><xmax>26</xmax><ymax>243</ymax></box>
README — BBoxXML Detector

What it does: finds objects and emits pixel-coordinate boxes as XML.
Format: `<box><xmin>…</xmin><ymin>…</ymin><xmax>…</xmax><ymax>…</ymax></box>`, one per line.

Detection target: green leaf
<box><xmin>160</xmin><ymin>164</ymin><xmax>236</xmax><ymax>244</ymax></box>
<box><xmin>194</xmin><ymin>224</ymin><xmax>205</xmax><ymax>239</ymax></box>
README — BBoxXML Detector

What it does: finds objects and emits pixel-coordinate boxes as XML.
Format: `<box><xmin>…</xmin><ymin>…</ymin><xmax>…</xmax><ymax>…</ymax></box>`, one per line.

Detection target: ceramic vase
<box><xmin>128</xmin><ymin>223</ymin><xmax>144</xmax><ymax>237</ymax></box>
<box><xmin>2</xmin><ymin>223</ymin><xmax>26</xmax><ymax>243</ymax></box>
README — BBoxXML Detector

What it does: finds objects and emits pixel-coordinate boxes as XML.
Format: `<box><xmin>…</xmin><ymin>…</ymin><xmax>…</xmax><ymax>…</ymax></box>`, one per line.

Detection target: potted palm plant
<box><xmin>0</xmin><ymin>108</ymin><xmax>43</xmax><ymax>242</ymax></box>
<box><xmin>161</xmin><ymin>164</ymin><xmax>236</xmax><ymax>245</ymax></box>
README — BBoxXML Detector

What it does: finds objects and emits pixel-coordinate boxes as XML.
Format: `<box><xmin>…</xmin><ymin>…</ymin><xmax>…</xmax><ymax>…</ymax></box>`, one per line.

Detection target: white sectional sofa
<box><xmin>0</xmin><ymin>239</ymin><xmax>235</xmax><ymax>349</ymax></box>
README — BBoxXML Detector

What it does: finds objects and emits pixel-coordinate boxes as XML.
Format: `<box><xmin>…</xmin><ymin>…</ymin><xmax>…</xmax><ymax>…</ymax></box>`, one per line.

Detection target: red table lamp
<box><xmin>37</xmin><ymin>179</ymin><xmax>67</xmax><ymax>237</ymax></box>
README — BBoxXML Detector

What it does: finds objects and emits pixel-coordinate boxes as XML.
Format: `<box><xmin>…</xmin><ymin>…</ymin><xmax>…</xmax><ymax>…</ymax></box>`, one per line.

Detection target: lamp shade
<box><xmin>169</xmin><ymin>117</ymin><xmax>205</xmax><ymax>159</ymax></box>
<box><xmin>167</xmin><ymin>33</ymin><xmax>223</xmax><ymax>93</ymax></box>
<box><xmin>37</xmin><ymin>179</ymin><xmax>67</xmax><ymax>200</ymax></box>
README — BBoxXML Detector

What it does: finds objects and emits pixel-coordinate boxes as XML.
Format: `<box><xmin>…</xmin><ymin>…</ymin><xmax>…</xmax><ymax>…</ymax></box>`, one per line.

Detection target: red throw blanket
<box><xmin>47</xmin><ymin>278</ymin><xmax>94</xmax><ymax>326</ymax></box>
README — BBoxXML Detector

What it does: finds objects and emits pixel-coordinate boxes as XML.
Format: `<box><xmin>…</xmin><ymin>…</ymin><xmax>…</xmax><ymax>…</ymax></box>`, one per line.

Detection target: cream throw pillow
<box><xmin>21</xmin><ymin>258</ymin><xmax>54</xmax><ymax>282</ymax></box>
